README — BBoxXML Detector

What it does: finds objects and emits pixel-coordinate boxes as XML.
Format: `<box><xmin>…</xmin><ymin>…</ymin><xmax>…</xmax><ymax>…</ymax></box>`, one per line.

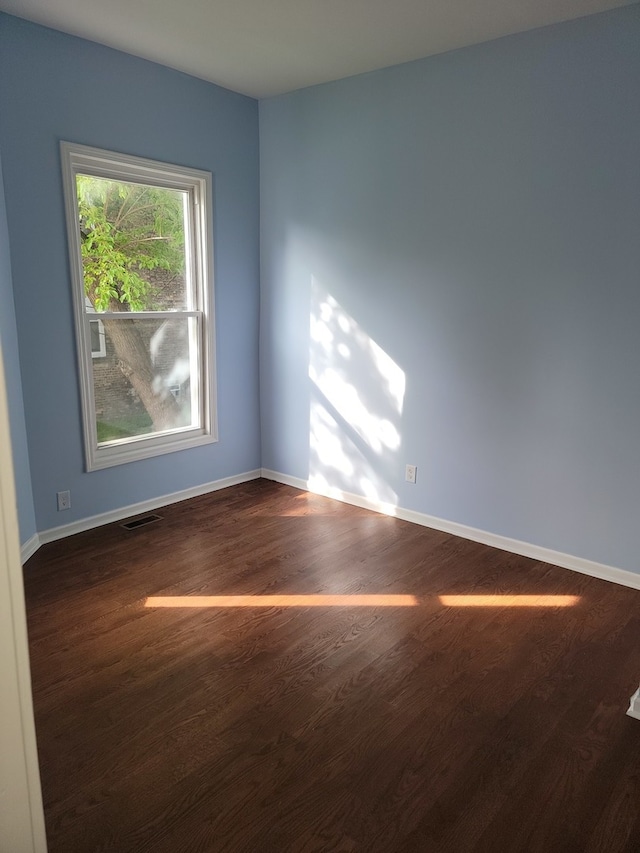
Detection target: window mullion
<box><xmin>93</xmin><ymin>311</ymin><xmax>200</xmax><ymax>321</ymax></box>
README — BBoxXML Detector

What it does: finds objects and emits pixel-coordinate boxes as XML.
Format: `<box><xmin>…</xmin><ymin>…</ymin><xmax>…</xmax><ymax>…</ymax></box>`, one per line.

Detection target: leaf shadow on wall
<box><xmin>308</xmin><ymin>277</ymin><xmax>405</xmax><ymax>510</ymax></box>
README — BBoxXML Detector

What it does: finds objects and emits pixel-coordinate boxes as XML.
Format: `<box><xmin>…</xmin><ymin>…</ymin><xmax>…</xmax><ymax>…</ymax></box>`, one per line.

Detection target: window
<box><xmin>86</xmin><ymin>299</ymin><xmax>106</xmax><ymax>358</ymax></box>
<box><xmin>61</xmin><ymin>142</ymin><xmax>216</xmax><ymax>470</ymax></box>
<box><xmin>89</xmin><ymin>320</ymin><xmax>106</xmax><ymax>359</ymax></box>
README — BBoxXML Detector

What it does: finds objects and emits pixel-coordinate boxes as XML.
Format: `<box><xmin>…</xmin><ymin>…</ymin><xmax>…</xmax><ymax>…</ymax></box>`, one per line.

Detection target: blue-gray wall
<box><xmin>260</xmin><ymin>6</ymin><xmax>640</xmax><ymax>573</ymax></box>
<box><xmin>2</xmin><ymin>7</ymin><xmax>639</xmax><ymax>575</ymax></box>
<box><xmin>0</xmin><ymin>14</ymin><xmax>260</xmax><ymax>533</ymax></box>
<box><xmin>0</xmin><ymin>145</ymin><xmax>37</xmax><ymax>544</ymax></box>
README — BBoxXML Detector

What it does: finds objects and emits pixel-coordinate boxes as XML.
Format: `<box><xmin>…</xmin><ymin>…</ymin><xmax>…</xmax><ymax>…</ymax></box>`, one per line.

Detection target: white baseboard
<box><xmin>35</xmin><ymin>469</ymin><xmax>262</xmax><ymax>548</ymax></box>
<box><xmin>24</xmin><ymin>467</ymin><xmax>640</xmax><ymax>594</ymax></box>
<box><xmin>628</xmin><ymin>688</ymin><xmax>640</xmax><ymax>721</ymax></box>
<box><xmin>20</xmin><ymin>533</ymin><xmax>40</xmax><ymax>565</ymax></box>
<box><xmin>260</xmin><ymin>469</ymin><xmax>640</xmax><ymax>592</ymax></box>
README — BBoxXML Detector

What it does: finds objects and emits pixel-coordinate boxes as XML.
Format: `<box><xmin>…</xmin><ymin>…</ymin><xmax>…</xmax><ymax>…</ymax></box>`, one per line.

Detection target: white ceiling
<box><xmin>0</xmin><ymin>0</ymin><xmax>635</xmax><ymax>98</ymax></box>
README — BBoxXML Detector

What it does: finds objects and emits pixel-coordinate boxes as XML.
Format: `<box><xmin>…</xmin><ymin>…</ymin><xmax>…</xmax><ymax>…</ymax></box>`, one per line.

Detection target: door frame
<box><xmin>0</xmin><ymin>341</ymin><xmax>47</xmax><ymax>852</ymax></box>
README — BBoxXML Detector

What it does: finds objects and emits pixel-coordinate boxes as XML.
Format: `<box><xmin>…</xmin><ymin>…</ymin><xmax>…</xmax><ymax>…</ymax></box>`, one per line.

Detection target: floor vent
<box><xmin>121</xmin><ymin>514</ymin><xmax>162</xmax><ymax>530</ymax></box>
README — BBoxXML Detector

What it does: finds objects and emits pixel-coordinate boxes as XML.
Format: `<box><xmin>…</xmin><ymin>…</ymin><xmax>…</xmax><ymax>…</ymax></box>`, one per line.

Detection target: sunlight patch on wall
<box><xmin>308</xmin><ymin>278</ymin><xmax>405</xmax><ymax>508</ymax></box>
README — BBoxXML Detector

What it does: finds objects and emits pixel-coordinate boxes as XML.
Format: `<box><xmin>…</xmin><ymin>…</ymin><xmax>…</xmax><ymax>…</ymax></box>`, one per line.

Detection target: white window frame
<box><xmin>89</xmin><ymin>318</ymin><xmax>106</xmax><ymax>359</ymax></box>
<box><xmin>86</xmin><ymin>299</ymin><xmax>106</xmax><ymax>359</ymax></box>
<box><xmin>61</xmin><ymin>142</ymin><xmax>217</xmax><ymax>471</ymax></box>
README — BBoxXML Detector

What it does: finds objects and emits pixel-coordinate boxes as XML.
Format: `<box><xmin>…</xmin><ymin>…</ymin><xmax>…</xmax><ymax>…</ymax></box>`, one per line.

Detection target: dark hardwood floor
<box><xmin>24</xmin><ymin>479</ymin><xmax>640</xmax><ymax>852</ymax></box>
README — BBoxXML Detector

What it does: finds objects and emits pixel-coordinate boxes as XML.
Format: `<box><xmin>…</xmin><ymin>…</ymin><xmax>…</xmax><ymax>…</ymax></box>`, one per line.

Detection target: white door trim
<box><xmin>0</xmin><ymin>342</ymin><xmax>47</xmax><ymax>852</ymax></box>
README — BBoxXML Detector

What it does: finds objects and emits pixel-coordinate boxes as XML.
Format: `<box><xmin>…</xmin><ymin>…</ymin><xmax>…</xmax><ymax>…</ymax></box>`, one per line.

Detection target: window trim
<box><xmin>89</xmin><ymin>319</ymin><xmax>106</xmax><ymax>359</ymax></box>
<box><xmin>86</xmin><ymin>299</ymin><xmax>106</xmax><ymax>359</ymax></box>
<box><xmin>61</xmin><ymin>141</ymin><xmax>217</xmax><ymax>471</ymax></box>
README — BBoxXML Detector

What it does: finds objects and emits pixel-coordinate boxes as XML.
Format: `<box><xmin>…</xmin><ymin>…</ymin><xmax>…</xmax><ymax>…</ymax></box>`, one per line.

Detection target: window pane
<box><xmin>92</xmin><ymin>317</ymin><xmax>200</xmax><ymax>445</ymax></box>
<box><xmin>77</xmin><ymin>175</ymin><xmax>190</xmax><ymax>312</ymax></box>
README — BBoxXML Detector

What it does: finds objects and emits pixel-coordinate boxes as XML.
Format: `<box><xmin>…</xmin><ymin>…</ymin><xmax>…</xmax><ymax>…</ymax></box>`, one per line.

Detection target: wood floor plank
<box><xmin>23</xmin><ymin>479</ymin><xmax>640</xmax><ymax>852</ymax></box>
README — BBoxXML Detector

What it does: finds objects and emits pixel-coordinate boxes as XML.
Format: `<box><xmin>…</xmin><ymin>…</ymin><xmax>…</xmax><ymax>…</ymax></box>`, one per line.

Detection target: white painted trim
<box><xmin>20</xmin><ymin>534</ymin><xmax>40</xmax><ymax>566</ymax></box>
<box><xmin>25</xmin><ymin>465</ymin><xmax>640</xmax><ymax>590</ymax></box>
<box><xmin>60</xmin><ymin>141</ymin><xmax>217</xmax><ymax>473</ymax></box>
<box><xmin>37</xmin><ymin>469</ymin><xmax>261</xmax><ymax>545</ymax></box>
<box><xmin>0</xmin><ymin>345</ymin><xmax>47</xmax><ymax>851</ymax></box>
<box><xmin>260</xmin><ymin>469</ymin><xmax>640</xmax><ymax>592</ymax></box>
<box><xmin>89</xmin><ymin>317</ymin><xmax>106</xmax><ymax>359</ymax></box>
<box><xmin>261</xmin><ymin>468</ymin><xmax>400</xmax><ymax>516</ymax></box>
<box><xmin>628</xmin><ymin>688</ymin><xmax>640</xmax><ymax>721</ymax></box>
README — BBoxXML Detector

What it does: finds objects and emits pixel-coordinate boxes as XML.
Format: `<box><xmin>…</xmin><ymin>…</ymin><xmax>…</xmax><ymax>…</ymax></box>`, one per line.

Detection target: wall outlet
<box><xmin>57</xmin><ymin>490</ymin><xmax>71</xmax><ymax>511</ymax></box>
<box><xmin>405</xmin><ymin>464</ymin><xmax>417</xmax><ymax>484</ymax></box>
